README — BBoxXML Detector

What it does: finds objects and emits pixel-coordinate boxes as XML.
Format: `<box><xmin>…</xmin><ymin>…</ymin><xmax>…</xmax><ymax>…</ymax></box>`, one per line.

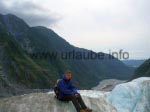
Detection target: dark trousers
<box><xmin>60</xmin><ymin>93</ymin><xmax>87</xmax><ymax>112</ymax></box>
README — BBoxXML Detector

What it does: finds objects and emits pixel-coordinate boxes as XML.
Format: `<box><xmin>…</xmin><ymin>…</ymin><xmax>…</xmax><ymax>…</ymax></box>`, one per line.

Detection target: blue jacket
<box><xmin>57</xmin><ymin>75</ymin><xmax>77</xmax><ymax>99</ymax></box>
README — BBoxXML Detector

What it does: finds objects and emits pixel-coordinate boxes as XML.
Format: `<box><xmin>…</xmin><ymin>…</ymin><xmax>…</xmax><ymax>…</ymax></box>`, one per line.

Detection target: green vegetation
<box><xmin>0</xmin><ymin>26</ymin><xmax>55</xmax><ymax>88</ymax></box>
<box><xmin>131</xmin><ymin>59</ymin><xmax>150</xmax><ymax>79</ymax></box>
<box><xmin>0</xmin><ymin>14</ymin><xmax>134</xmax><ymax>90</ymax></box>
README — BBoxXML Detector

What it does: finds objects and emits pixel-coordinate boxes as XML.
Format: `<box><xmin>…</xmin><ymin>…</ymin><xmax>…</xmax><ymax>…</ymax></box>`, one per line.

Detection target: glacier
<box><xmin>107</xmin><ymin>77</ymin><xmax>150</xmax><ymax>112</ymax></box>
<box><xmin>92</xmin><ymin>79</ymin><xmax>126</xmax><ymax>91</ymax></box>
<box><xmin>0</xmin><ymin>77</ymin><xmax>149</xmax><ymax>112</ymax></box>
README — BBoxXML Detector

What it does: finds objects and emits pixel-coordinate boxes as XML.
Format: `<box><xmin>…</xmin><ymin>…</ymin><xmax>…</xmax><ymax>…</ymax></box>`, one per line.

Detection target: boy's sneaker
<box><xmin>84</xmin><ymin>108</ymin><xmax>92</xmax><ymax>112</ymax></box>
<box><xmin>80</xmin><ymin>109</ymin><xmax>86</xmax><ymax>112</ymax></box>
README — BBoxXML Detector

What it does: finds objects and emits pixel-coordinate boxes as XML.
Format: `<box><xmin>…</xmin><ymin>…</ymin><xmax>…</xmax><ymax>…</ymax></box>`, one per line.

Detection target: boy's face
<box><xmin>65</xmin><ymin>73</ymin><xmax>71</xmax><ymax>80</ymax></box>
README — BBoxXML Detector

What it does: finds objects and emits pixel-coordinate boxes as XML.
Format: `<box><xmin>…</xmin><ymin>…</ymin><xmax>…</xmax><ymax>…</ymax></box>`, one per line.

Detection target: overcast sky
<box><xmin>0</xmin><ymin>0</ymin><xmax>149</xmax><ymax>59</ymax></box>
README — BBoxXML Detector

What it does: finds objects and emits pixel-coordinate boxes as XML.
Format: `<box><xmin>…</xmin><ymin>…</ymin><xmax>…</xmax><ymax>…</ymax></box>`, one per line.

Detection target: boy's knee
<box><xmin>77</xmin><ymin>93</ymin><xmax>81</xmax><ymax>96</ymax></box>
<box><xmin>70</xmin><ymin>94</ymin><xmax>76</xmax><ymax>98</ymax></box>
<box><xmin>76</xmin><ymin>93</ymin><xmax>81</xmax><ymax>97</ymax></box>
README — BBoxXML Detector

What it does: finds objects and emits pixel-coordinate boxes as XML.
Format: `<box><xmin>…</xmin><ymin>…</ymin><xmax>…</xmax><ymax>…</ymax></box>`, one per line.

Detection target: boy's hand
<box><xmin>74</xmin><ymin>93</ymin><xmax>79</xmax><ymax>97</ymax></box>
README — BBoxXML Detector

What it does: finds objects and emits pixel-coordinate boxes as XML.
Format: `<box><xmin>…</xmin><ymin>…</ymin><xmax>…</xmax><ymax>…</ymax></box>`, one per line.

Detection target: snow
<box><xmin>48</xmin><ymin>90</ymin><xmax>109</xmax><ymax>98</ymax></box>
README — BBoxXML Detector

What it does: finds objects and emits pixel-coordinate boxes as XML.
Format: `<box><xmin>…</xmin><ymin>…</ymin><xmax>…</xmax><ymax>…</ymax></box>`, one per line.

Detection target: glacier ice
<box><xmin>0</xmin><ymin>91</ymin><xmax>116</xmax><ymax>112</ymax></box>
<box><xmin>107</xmin><ymin>77</ymin><xmax>150</xmax><ymax>112</ymax></box>
<box><xmin>0</xmin><ymin>77</ymin><xmax>149</xmax><ymax>112</ymax></box>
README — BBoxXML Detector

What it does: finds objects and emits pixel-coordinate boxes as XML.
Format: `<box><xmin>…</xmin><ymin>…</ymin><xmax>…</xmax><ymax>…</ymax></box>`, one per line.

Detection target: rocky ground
<box><xmin>92</xmin><ymin>79</ymin><xmax>126</xmax><ymax>91</ymax></box>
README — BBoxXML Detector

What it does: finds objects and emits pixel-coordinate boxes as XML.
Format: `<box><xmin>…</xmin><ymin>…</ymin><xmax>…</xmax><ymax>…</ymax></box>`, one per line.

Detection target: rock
<box><xmin>92</xmin><ymin>79</ymin><xmax>126</xmax><ymax>91</ymax></box>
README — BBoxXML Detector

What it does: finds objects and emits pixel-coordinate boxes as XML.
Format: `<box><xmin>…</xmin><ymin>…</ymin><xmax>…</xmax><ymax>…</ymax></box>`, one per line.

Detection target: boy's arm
<box><xmin>58</xmin><ymin>80</ymin><xmax>73</xmax><ymax>94</ymax></box>
<box><xmin>70</xmin><ymin>81</ymin><xmax>77</xmax><ymax>94</ymax></box>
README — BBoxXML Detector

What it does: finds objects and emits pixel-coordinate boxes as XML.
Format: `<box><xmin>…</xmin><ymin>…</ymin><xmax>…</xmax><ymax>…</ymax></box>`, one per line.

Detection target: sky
<box><xmin>0</xmin><ymin>0</ymin><xmax>149</xmax><ymax>59</ymax></box>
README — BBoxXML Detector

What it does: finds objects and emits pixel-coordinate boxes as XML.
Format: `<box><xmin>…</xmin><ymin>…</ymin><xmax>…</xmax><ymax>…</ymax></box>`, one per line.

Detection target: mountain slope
<box><xmin>131</xmin><ymin>59</ymin><xmax>150</xmax><ymax>79</ymax></box>
<box><xmin>0</xmin><ymin>24</ymin><xmax>56</xmax><ymax>97</ymax></box>
<box><xmin>122</xmin><ymin>59</ymin><xmax>145</xmax><ymax>68</ymax></box>
<box><xmin>0</xmin><ymin>13</ymin><xmax>134</xmax><ymax>92</ymax></box>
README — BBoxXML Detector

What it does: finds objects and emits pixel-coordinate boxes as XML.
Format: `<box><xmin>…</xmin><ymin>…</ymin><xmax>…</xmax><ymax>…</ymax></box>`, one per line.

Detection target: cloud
<box><xmin>0</xmin><ymin>0</ymin><xmax>149</xmax><ymax>59</ymax></box>
<box><xmin>52</xmin><ymin>0</ymin><xmax>149</xmax><ymax>59</ymax></box>
<box><xmin>0</xmin><ymin>0</ymin><xmax>62</xmax><ymax>27</ymax></box>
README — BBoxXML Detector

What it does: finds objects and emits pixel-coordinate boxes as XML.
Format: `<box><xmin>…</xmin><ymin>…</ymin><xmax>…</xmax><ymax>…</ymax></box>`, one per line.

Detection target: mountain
<box><xmin>0</xmin><ymin>77</ymin><xmax>149</xmax><ymax>112</ymax></box>
<box><xmin>122</xmin><ymin>59</ymin><xmax>145</xmax><ymax>68</ymax></box>
<box><xmin>131</xmin><ymin>59</ymin><xmax>150</xmax><ymax>79</ymax></box>
<box><xmin>0</xmin><ymin>21</ymin><xmax>53</xmax><ymax>97</ymax></box>
<box><xmin>0</xmin><ymin>13</ymin><xmax>134</xmax><ymax>94</ymax></box>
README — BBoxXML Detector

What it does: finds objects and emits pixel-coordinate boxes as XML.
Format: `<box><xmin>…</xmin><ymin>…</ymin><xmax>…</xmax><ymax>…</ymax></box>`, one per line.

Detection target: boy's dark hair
<box><xmin>65</xmin><ymin>70</ymin><xmax>71</xmax><ymax>74</ymax></box>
